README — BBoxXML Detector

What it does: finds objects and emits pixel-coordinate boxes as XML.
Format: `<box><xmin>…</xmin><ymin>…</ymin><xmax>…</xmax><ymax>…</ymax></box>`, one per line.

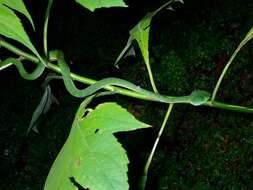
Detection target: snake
<box><xmin>0</xmin><ymin>57</ymin><xmax>45</xmax><ymax>80</ymax></box>
<box><xmin>0</xmin><ymin>50</ymin><xmax>210</xmax><ymax>106</ymax></box>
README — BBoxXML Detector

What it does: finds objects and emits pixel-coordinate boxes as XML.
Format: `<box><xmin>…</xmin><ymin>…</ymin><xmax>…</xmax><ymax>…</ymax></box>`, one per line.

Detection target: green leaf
<box><xmin>115</xmin><ymin>0</ymin><xmax>183</xmax><ymax>67</ymax></box>
<box><xmin>0</xmin><ymin>0</ymin><xmax>34</xmax><ymax>28</ymax></box>
<box><xmin>44</xmin><ymin>99</ymin><xmax>150</xmax><ymax>190</ymax></box>
<box><xmin>0</xmin><ymin>1</ymin><xmax>38</xmax><ymax>55</ymax></box>
<box><xmin>27</xmin><ymin>85</ymin><xmax>58</xmax><ymax>135</ymax></box>
<box><xmin>115</xmin><ymin>12</ymin><xmax>154</xmax><ymax>67</ymax></box>
<box><xmin>75</xmin><ymin>0</ymin><xmax>127</xmax><ymax>12</ymax></box>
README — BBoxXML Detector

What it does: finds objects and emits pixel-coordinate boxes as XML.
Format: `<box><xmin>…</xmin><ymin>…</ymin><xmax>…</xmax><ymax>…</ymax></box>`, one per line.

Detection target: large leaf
<box><xmin>75</xmin><ymin>0</ymin><xmax>127</xmax><ymax>12</ymax></box>
<box><xmin>0</xmin><ymin>1</ymin><xmax>38</xmax><ymax>55</ymax></box>
<box><xmin>115</xmin><ymin>0</ymin><xmax>183</xmax><ymax>67</ymax></box>
<box><xmin>44</xmin><ymin>98</ymin><xmax>150</xmax><ymax>190</ymax></box>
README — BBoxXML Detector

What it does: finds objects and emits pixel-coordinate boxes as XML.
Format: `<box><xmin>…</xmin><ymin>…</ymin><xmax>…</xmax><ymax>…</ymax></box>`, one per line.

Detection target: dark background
<box><xmin>1</xmin><ymin>0</ymin><xmax>253</xmax><ymax>189</ymax></box>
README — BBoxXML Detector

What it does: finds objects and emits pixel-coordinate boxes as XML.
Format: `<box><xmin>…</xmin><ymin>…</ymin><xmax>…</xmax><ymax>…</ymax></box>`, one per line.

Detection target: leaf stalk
<box><xmin>139</xmin><ymin>104</ymin><xmax>174</xmax><ymax>190</ymax></box>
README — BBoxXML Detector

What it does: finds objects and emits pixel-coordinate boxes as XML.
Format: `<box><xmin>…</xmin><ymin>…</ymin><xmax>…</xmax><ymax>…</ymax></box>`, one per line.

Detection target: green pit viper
<box><xmin>0</xmin><ymin>50</ymin><xmax>210</xmax><ymax>106</ymax></box>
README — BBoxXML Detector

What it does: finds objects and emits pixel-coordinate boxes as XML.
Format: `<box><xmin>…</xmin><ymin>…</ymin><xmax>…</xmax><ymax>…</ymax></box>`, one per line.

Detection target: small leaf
<box><xmin>0</xmin><ymin>1</ymin><xmax>38</xmax><ymax>55</ymax></box>
<box><xmin>114</xmin><ymin>37</ymin><xmax>133</xmax><ymax>67</ymax></box>
<box><xmin>128</xmin><ymin>12</ymin><xmax>154</xmax><ymax>65</ymax></box>
<box><xmin>75</xmin><ymin>0</ymin><xmax>127</xmax><ymax>12</ymax></box>
<box><xmin>27</xmin><ymin>86</ymin><xmax>58</xmax><ymax>135</ymax></box>
<box><xmin>44</xmin><ymin>100</ymin><xmax>150</xmax><ymax>190</ymax></box>
<box><xmin>115</xmin><ymin>0</ymin><xmax>177</xmax><ymax>68</ymax></box>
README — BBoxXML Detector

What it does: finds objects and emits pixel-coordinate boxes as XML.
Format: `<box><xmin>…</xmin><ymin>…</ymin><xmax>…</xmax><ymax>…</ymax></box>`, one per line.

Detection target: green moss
<box><xmin>153</xmin><ymin>51</ymin><xmax>190</xmax><ymax>95</ymax></box>
<box><xmin>148</xmin><ymin>111</ymin><xmax>253</xmax><ymax>190</ymax></box>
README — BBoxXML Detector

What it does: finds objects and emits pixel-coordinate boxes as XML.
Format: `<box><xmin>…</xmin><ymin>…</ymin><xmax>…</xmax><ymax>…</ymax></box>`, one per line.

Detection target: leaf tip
<box><xmin>176</xmin><ymin>0</ymin><xmax>184</xmax><ymax>4</ymax></box>
<box><xmin>166</xmin><ymin>6</ymin><xmax>175</xmax><ymax>12</ymax></box>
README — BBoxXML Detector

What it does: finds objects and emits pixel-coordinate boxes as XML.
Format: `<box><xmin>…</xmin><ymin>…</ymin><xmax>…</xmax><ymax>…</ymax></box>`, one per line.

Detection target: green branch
<box><xmin>205</xmin><ymin>101</ymin><xmax>253</xmax><ymax>113</ymax></box>
<box><xmin>43</xmin><ymin>0</ymin><xmax>54</xmax><ymax>56</ymax></box>
<box><xmin>211</xmin><ymin>44</ymin><xmax>242</xmax><ymax>101</ymax></box>
<box><xmin>1</xmin><ymin>39</ymin><xmax>253</xmax><ymax>113</ymax></box>
<box><xmin>212</xmin><ymin>27</ymin><xmax>253</xmax><ymax>101</ymax></box>
<box><xmin>139</xmin><ymin>104</ymin><xmax>174</xmax><ymax>190</ymax></box>
<box><xmin>146</xmin><ymin>61</ymin><xmax>158</xmax><ymax>93</ymax></box>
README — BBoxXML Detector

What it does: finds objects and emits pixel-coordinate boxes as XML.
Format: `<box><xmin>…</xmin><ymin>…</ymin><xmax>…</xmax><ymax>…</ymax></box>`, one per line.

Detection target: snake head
<box><xmin>190</xmin><ymin>90</ymin><xmax>210</xmax><ymax>106</ymax></box>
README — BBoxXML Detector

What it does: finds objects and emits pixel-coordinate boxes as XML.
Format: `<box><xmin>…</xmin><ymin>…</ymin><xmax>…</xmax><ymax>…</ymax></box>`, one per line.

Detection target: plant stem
<box><xmin>0</xmin><ymin>39</ymin><xmax>154</xmax><ymax>101</ymax></box>
<box><xmin>146</xmin><ymin>60</ymin><xmax>158</xmax><ymax>93</ymax></box>
<box><xmin>0</xmin><ymin>40</ymin><xmax>38</xmax><ymax>62</ymax></box>
<box><xmin>139</xmin><ymin>104</ymin><xmax>174</xmax><ymax>190</ymax></box>
<box><xmin>1</xmin><ymin>39</ymin><xmax>253</xmax><ymax>113</ymax></box>
<box><xmin>47</xmin><ymin>62</ymin><xmax>153</xmax><ymax>100</ymax></box>
<box><xmin>211</xmin><ymin>27</ymin><xmax>253</xmax><ymax>101</ymax></box>
<box><xmin>43</xmin><ymin>0</ymin><xmax>54</xmax><ymax>56</ymax></box>
<box><xmin>211</xmin><ymin>46</ymin><xmax>241</xmax><ymax>101</ymax></box>
<box><xmin>205</xmin><ymin>100</ymin><xmax>253</xmax><ymax>113</ymax></box>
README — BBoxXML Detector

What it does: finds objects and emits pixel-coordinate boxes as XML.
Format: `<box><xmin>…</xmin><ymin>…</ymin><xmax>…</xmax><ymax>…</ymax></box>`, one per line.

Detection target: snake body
<box><xmin>50</xmin><ymin>50</ymin><xmax>210</xmax><ymax>106</ymax></box>
<box><xmin>0</xmin><ymin>58</ymin><xmax>45</xmax><ymax>80</ymax></box>
<box><xmin>0</xmin><ymin>50</ymin><xmax>210</xmax><ymax>106</ymax></box>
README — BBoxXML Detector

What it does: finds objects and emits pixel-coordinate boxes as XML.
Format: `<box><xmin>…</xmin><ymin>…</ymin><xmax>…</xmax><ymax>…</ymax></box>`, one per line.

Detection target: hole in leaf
<box><xmin>82</xmin><ymin>110</ymin><xmax>90</xmax><ymax>118</ymax></box>
<box><xmin>95</xmin><ymin>129</ymin><xmax>99</xmax><ymax>134</ymax></box>
<box><xmin>69</xmin><ymin>177</ymin><xmax>89</xmax><ymax>190</ymax></box>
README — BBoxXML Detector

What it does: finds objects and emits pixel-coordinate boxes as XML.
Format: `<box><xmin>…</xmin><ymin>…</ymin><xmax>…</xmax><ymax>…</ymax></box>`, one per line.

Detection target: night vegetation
<box><xmin>0</xmin><ymin>0</ymin><xmax>253</xmax><ymax>189</ymax></box>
